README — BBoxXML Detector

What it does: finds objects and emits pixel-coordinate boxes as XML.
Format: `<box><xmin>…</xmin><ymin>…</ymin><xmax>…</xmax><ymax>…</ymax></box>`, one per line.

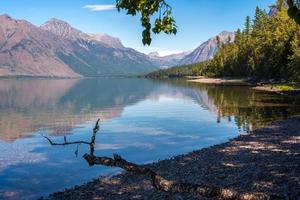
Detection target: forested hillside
<box><xmin>148</xmin><ymin>0</ymin><xmax>300</xmax><ymax>82</ymax></box>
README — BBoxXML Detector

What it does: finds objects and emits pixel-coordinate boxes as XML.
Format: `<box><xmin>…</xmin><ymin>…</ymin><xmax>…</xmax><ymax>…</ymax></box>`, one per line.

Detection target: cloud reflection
<box><xmin>0</xmin><ymin>141</ymin><xmax>46</xmax><ymax>171</ymax></box>
<box><xmin>105</xmin><ymin>124</ymin><xmax>173</xmax><ymax>136</ymax></box>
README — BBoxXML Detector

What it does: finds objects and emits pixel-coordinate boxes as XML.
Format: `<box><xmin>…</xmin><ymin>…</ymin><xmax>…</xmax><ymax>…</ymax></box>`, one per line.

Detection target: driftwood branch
<box><xmin>83</xmin><ymin>154</ymin><xmax>277</xmax><ymax>200</ymax></box>
<box><xmin>43</xmin><ymin>119</ymin><xmax>100</xmax><ymax>150</ymax></box>
<box><xmin>43</xmin><ymin>135</ymin><xmax>91</xmax><ymax>146</ymax></box>
<box><xmin>45</xmin><ymin>119</ymin><xmax>281</xmax><ymax>200</ymax></box>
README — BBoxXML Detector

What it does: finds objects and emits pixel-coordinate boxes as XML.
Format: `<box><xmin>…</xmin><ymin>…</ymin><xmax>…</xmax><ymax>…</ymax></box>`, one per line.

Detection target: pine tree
<box><xmin>253</xmin><ymin>7</ymin><xmax>267</xmax><ymax>32</ymax></box>
<box><xmin>227</xmin><ymin>35</ymin><xmax>232</xmax><ymax>43</ymax></box>
<box><xmin>235</xmin><ymin>29</ymin><xmax>242</xmax><ymax>45</ymax></box>
<box><xmin>276</xmin><ymin>0</ymin><xmax>286</xmax><ymax>11</ymax></box>
<box><xmin>244</xmin><ymin>16</ymin><xmax>252</xmax><ymax>36</ymax></box>
<box><xmin>216</xmin><ymin>36</ymin><xmax>221</xmax><ymax>48</ymax></box>
<box><xmin>150</xmin><ymin>1</ymin><xmax>300</xmax><ymax>81</ymax></box>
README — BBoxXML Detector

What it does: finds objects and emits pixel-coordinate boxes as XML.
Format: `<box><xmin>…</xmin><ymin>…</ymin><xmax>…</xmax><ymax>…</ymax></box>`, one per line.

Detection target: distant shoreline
<box><xmin>187</xmin><ymin>77</ymin><xmax>253</xmax><ymax>86</ymax></box>
<box><xmin>186</xmin><ymin>76</ymin><xmax>300</xmax><ymax>97</ymax></box>
<box><xmin>146</xmin><ymin>75</ymin><xmax>299</xmax><ymax>97</ymax></box>
<box><xmin>48</xmin><ymin>117</ymin><xmax>300</xmax><ymax>200</ymax></box>
<box><xmin>2</xmin><ymin>75</ymin><xmax>300</xmax><ymax>97</ymax></box>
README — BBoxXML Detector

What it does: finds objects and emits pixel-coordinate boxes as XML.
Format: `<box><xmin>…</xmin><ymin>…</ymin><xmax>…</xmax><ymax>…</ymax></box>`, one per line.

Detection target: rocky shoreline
<box><xmin>47</xmin><ymin>117</ymin><xmax>300</xmax><ymax>200</ymax></box>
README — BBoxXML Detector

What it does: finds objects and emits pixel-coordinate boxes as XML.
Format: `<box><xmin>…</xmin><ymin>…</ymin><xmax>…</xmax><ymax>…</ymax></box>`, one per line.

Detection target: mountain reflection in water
<box><xmin>1</xmin><ymin>78</ymin><xmax>299</xmax><ymax>142</ymax></box>
<box><xmin>0</xmin><ymin>78</ymin><xmax>299</xmax><ymax>199</ymax></box>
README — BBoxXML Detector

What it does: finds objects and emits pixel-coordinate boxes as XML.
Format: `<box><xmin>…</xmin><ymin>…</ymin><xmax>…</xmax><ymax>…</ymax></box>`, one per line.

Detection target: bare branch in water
<box><xmin>43</xmin><ymin>135</ymin><xmax>91</xmax><ymax>146</ymax></box>
<box><xmin>75</xmin><ymin>144</ymin><xmax>80</xmax><ymax>157</ymax></box>
<box><xmin>43</xmin><ymin>118</ymin><xmax>101</xmax><ymax>147</ymax></box>
<box><xmin>44</xmin><ymin>118</ymin><xmax>280</xmax><ymax>200</ymax></box>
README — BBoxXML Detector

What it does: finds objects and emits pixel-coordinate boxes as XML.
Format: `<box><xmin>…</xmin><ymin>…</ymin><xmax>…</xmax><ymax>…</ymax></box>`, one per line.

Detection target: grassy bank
<box><xmin>253</xmin><ymin>83</ymin><xmax>300</xmax><ymax>96</ymax></box>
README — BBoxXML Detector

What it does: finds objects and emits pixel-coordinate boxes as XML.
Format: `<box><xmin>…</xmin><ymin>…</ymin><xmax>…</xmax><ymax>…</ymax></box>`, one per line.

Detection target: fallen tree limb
<box><xmin>43</xmin><ymin>119</ymin><xmax>100</xmax><ymax>155</ymax></box>
<box><xmin>83</xmin><ymin>153</ymin><xmax>280</xmax><ymax>200</ymax></box>
<box><xmin>45</xmin><ymin>119</ymin><xmax>282</xmax><ymax>200</ymax></box>
<box><xmin>43</xmin><ymin>135</ymin><xmax>91</xmax><ymax>146</ymax></box>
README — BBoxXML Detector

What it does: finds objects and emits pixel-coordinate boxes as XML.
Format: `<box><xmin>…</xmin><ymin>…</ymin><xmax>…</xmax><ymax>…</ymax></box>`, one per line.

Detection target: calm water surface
<box><xmin>0</xmin><ymin>78</ymin><xmax>299</xmax><ymax>199</ymax></box>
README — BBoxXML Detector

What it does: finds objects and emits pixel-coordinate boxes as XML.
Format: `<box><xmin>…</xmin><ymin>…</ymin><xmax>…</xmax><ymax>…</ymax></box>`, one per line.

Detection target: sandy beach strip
<box><xmin>187</xmin><ymin>77</ymin><xmax>252</xmax><ymax>86</ymax></box>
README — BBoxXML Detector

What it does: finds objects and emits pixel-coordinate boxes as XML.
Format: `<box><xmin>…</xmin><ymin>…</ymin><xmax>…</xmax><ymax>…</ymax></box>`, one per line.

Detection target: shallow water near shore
<box><xmin>0</xmin><ymin>78</ymin><xmax>299</xmax><ymax>200</ymax></box>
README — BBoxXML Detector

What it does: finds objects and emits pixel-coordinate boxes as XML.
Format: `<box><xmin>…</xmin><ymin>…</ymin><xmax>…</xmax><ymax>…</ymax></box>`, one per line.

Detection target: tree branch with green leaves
<box><xmin>115</xmin><ymin>0</ymin><xmax>300</xmax><ymax>46</ymax></box>
<box><xmin>116</xmin><ymin>0</ymin><xmax>177</xmax><ymax>45</ymax></box>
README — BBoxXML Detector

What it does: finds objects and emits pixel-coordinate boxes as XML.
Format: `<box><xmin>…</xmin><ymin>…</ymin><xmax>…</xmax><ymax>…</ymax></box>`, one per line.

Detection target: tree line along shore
<box><xmin>146</xmin><ymin>2</ymin><xmax>300</xmax><ymax>87</ymax></box>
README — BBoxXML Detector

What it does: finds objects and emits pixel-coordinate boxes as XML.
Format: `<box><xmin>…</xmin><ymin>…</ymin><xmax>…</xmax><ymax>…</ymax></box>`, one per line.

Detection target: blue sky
<box><xmin>0</xmin><ymin>0</ymin><xmax>275</xmax><ymax>55</ymax></box>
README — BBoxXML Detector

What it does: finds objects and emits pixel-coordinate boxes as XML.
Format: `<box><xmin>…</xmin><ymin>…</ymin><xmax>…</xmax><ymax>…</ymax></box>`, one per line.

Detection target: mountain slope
<box><xmin>148</xmin><ymin>31</ymin><xmax>235</xmax><ymax>69</ymax></box>
<box><xmin>41</xmin><ymin>18</ymin><xmax>158</xmax><ymax>76</ymax></box>
<box><xmin>0</xmin><ymin>15</ymin><xmax>80</xmax><ymax>77</ymax></box>
<box><xmin>0</xmin><ymin>15</ymin><xmax>159</xmax><ymax>77</ymax></box>
<box><xmin>41</xmin><ymin>19</ymin><xmax>157</xmax><ymax>76</ymax></box>
<box><xmin>148</xmin><ymin>51</ymin><xmax>191</xmax><ymax>69</ymax></box>
<box><xmin>180</xmin><ymin>31</ymin><xmax>235</xmax><ymax>65</ymax></box>
<box><xmin>0</xmin><ymin>15</ymin><xmax>235</xmax><ymax>77</ymax></box>
<box><xmin>88</xmin><ymin>33</ymin><xmax>124</xmax><ymax>49</ymax></box>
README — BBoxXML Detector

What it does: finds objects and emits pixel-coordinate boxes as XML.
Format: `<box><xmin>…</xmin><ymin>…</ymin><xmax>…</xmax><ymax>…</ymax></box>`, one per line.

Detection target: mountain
<box><xmin>148</xmin><ymin>52</ymin><xmax>160</xmax><ymax>57</ymax></box>
<box><xmin>40</xmin><ymin>18</ymin><xmax>124</xmax><ymax>49</ymax></box>
<box><xmin>0</xmin><ymin>14</ymin><xmax>235</xmax><ymax>77</ymax></box>
<box><xmin>40</xmin><ymin>18</ymin><xmax>158</xmax><ymax>76</ymax></box>
<box><xmin>148</xmin><ymin>51</ymin><xmax>191</xmax><ymax>69</ymax></box>
<box><xmin>40</xmin><ymin>18</ymin><xmax>90</xmax><ymax>41</ymax></box>
<box><xmin>268</xmin><ymin>6</ymin><xmax>278</xmax><ymax>17</ymax></box>
<box><xmin>0</xmin><ymin>15</ymin><xmax>159</xmax><ymax>77</ymax></box>
<box><xmin>88</xmin><ymin>33</ymin><xmax>124</xmax><ymax>49</ymax></box>
<box><xmin>0</xmin><ymin>15</ymin><xmax>80</xmax><ymax>77</ymax></box>
<box><xmin>148</xmin><ymin>31</ymin><xmax>235</xmax><ymax>69</ymax></box>
<box><xmin>179</xmin><ymin>31</ymin><xmax>235</xmax><ymax>65</ymax></box>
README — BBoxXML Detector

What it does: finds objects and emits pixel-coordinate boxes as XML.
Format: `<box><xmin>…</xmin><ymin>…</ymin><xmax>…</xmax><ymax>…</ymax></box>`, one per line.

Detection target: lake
<box><xmin>0</xmin><ymin>78</ymin><xmax>299</xmax><ymax>200</ymax></box>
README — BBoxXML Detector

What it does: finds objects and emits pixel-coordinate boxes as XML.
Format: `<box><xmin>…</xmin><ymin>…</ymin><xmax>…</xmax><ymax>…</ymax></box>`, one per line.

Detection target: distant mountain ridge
<box><xmin>148</xmin><ymin>51</ymin><xmax>191</xmax><ymax>68</ymax></box>
<box><xmin>0</xmin><ymin>15</ymin><xmax>158</xmax><ymax>77</ymax></box>
<box><xmin>41</xmin><ymin>19</ymin><xmax>124</xmax><ymax>49</ymax></box>
<box><xmin>0</xmin><ymin>15</ymin><xmax>80</xmax><ymax>77</ymax></box>
<box><xmin>179</xmin><ymin>31</ymin><xmax>235</xmax><ymax>65</ymax></box>
<box><xmin>0</xmin><ymin>14</ymin><xmax>235</xmax><ymax>77</ymax></box>
<box><xmin>41</xmin><ymin>18</ymin><xmax>90</xmax><ymax>41</ymax></box>
<box><xmin>148</xmin><ymin>31</ymin><xmax>235</xmax><ymax>68</ymax></box>
<box><xmin>88</xmin><ymin>33</ymin><xmax>124</xmax><ymax>49</ymax></box>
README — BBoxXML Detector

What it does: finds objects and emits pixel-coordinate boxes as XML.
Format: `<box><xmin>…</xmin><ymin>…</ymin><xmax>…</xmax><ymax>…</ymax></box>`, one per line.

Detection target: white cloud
<box><xmin>136</xmin><ymin>46</ymin><xmax>186</xmax><ymax>56</ymax></box>
<box><xmin>83</xmin><ymin>4</ymin><xmax>116</xmax><ymax>11</ymax></box>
